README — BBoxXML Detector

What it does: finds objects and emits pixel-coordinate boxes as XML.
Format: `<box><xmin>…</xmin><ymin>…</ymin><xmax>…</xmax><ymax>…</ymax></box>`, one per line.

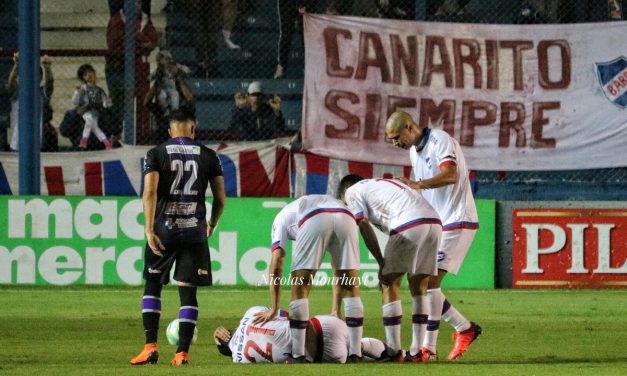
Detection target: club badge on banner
<box><xmin>302</xmin><ymin>14</ymin><xmax>627</xmax><ymax>170</ymax></box>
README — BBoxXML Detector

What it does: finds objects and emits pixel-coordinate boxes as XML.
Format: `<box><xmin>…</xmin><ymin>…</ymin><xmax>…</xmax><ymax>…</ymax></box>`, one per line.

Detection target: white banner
<box><xmin>302</xmin><ymin>14</ymin><xmax>627</xmax><ymax>170</ymax></box>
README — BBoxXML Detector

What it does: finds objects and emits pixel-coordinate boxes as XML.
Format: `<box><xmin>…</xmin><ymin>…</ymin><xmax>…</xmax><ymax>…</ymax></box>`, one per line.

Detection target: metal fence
<box><xmin>0</xmin><ymin>0</ymin><xmax>625</xmax><ymax>198</ymax></box>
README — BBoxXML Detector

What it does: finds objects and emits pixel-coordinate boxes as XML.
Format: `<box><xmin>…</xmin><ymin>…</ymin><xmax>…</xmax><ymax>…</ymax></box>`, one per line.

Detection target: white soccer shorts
<box><xmin>437</xmin><ymin>228</ymin><xmax>477</xmax><ymax>275</ymax></box>
<box><xmin>382</xmin><ymin>223</ymin><xmax>441</xmax><ymax>277</ymax></box>
<box><xmin>291</xmin><ymin>212</ymin><xmax>360</xmax><ymax>271</ymax></box>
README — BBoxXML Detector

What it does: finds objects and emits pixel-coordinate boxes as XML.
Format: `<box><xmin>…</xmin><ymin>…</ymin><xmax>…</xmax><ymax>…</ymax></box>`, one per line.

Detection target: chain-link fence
<box><xmin>0</xmin><ymin>0</ymin><xmax>625</xmax><ymax>197</ymax></box>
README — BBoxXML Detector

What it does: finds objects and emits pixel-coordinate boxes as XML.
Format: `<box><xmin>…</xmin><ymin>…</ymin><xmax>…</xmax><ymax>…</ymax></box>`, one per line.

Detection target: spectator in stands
<box><xmin>274</xmin><ymin>2</ymin><xmax>352</xmax><ymax>79</ymax></box>
<box><xmin>514</xmin><ymin>0</ymin><xmax>550</xmax><ymax>23</ymax></box>
<box><xmin>274</xmin><ymin>1</ymin><xmax>307</xmax><ymax>79</ymax></box>
<box><xmin>145</xmin><ymin>50</ymin><xmax>196</xmax><ymax>144</ymax></box>
<box><xmin>108</xmin><ymin>0</ymin><xmax>152</xmax><ymax>16</ymax></box>
<box><xmin>179</xmin><ymin>0</ymin><xmax>222</xmax><ymax>77</ymax></box>
<box><xmin>72</xmin><ymin>64</ymin><xmax>114</xmax><ymax>150</ymax></box>
<box><xmin>230</xmin><ymin>81</ymin><xmax>285</xmax><ymax>141</ymax></box>
<box><xmin>6</xmin><ymin>52</ymin><xmax>54</xmax><ymax>152</ymax></box>
<box><xmin>149</xmin><ymin>50</ymin><xmax>192</xmax><ymax>115</ymax></box>
<box><xmin>375</xmin><ymin>0</ymin><xmax>414</xmax><ymax>19</ymax></box>
<box><xmin>222</xmin><ymin>0</ymin><xmax>240</xmax><ymax>49</ymax></box>
<box><xmin>105</xmin><ymin>0</ymin><xmax>159</xmax><ymax>143</ymax></box>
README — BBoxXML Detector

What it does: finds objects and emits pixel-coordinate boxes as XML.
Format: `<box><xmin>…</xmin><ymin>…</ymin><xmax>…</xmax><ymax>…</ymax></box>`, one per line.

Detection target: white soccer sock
<box><xmin>382</xmin><ymin>300</ymin><xmax>402</xmax><ymax>354</ymax></box>
<box><xmin>343</xmin><ymin>297</ymin><xmax>364</xmax><ymax>357</ymax></box>
<box><xmin>410</xmin><ymin>294</ymin><xmax>429</xmax><ymax>356</ymax></box>
<box><xmin>289</xmin><ymin>298</ymin><xmax>309</xmax><ymax>357</ymax></box>
<box><xmin>423</xmin><ymin>288</ymin><xmax>444</xmax><ymax>353</ymax></box>
<box><xmin>442</xmin><ymin>296</ymin><xmax>471</xmax><ymax>332</ymax></box>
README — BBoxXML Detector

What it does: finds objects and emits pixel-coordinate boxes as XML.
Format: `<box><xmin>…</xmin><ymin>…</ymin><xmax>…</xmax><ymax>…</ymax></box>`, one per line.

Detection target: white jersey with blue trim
<box><xmin>271</xmin><ymin>200</ymin><xmax>299</xmax><ymax>252</ymax></box>
<box><xmin>344</xmin><ymin>179</ymin><xmax>440</xmax><ymax>234</ymax></box>
<box><xmin>229</xmin><ymin>306</ymin><xmax>291</xmax><ymax>363</ymax></box>
<box><xmin>409</xmin><ymin>128</ymin><xmax>478</xmax><ymax>229</ymax></box>
<box><xmin>271</xmin><ymin>195</ymin><xmax>352</xmax><ymax>251</ymax></box>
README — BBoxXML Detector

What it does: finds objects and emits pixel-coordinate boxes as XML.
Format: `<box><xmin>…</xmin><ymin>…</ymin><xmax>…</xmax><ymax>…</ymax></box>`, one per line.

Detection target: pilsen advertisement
<box><xmin>302</xmin><ymin>14</ymin><xmax>627</xmax><ymax>170</ymax></box>
<box><xmin>512</xmin><ymin>209</ymin><xmax>627</xmax><ymax>288</ymax></box>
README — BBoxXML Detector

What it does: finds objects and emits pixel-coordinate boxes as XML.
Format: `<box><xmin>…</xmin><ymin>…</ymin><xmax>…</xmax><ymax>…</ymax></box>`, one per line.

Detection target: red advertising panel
<box><xmin>513</xmin><ymin>209</ymin><xmax>627</xmax><ymax>288</ymax></box>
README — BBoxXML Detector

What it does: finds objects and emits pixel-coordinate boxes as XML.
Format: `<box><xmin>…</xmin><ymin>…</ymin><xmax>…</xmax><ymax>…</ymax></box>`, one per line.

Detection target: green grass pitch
<box><xmin>0</xmin><ymin>286</ymin><xmax>625</xmax><ymax>375</ymax></box>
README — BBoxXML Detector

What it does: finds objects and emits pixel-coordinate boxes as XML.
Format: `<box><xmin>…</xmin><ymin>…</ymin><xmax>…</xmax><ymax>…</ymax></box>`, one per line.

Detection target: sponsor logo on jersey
<box><xmin>173</xmin><ymin>217</ymin><xmax>199</xmax><ymax>228</ymax></box>
<box><xmin>166</xmin><ymin>144</ymin><xmax>201</xmax><ymax>155</ymax></box>
<box><xmin>165</xmin><ymin>202</ymin><xmax>197</xmax><ymax>215</ymax></box>
<box><xmin>595</xmin><ymin>56</ymin><xmax>627</xmax><ymax>108</ymax></box>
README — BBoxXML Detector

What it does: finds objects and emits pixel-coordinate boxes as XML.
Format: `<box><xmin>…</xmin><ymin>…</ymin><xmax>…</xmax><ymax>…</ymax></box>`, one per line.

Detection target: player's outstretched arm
<box><xmin>253</xmin><ymin>248</ymin><xmax>285</xmax><ymax>325</ymax></box>
<box><xmin>207</xmin><ymin>176</ymin><xmax>226</xmax><ymax>237</ymax></box>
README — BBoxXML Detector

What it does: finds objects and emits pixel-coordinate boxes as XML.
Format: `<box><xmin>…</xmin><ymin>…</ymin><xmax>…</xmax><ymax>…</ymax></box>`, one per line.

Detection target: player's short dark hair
<box><xmin>77</xmin><ymin>64</ymin><xmax>95</xmax><ymax>81</ymax></box>
<box><xmin>169</xmin><ymin>108</ymin><xmax>196</xmax><ymax>124</ymax></box>
<box><xmin>338</xmin><ymin>174</ymin><xmax>364</xmax><ymax>199</ymax></box>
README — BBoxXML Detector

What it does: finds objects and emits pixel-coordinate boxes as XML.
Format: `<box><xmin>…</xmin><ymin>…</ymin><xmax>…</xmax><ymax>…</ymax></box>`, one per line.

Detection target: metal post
<box><xmin>18</xmin><ymin>0</ymin><xmax>41</xmax><ymax>194</ymax></box>
<box><xmin>123</xmin><ymin>0</ymin><xmax>136</xmax><ymax>145</ymax></box>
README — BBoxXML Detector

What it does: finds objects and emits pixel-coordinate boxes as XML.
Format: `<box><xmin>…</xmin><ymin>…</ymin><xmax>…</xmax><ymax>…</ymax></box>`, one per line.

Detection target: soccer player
<box><xmin>338</xmin><ymin>175</ymin><xmax>442</xmax><ymax>363</ymax></box>
<box><xmin>252</xmin><ymin>195</ymin><xmax>364</xmax><ymax>363</ymax></box>
<box><xmin>214</xmin><ymin>306</ymin><xmax>390</xmax><ymax>363</ymax></box>
<box><xmin>130</xmin><ymin>109</ymin><xmax>226</xmax><ymax>366</ymax></box>
<box><xmin>384</xmin><ymin>111</ymin><xmax>482</xmax><ymax>361</ymax></box>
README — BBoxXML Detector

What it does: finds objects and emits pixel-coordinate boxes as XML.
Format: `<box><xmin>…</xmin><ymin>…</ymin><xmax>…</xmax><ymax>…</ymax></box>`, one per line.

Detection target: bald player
<box><xmin>130</xmin><ymin>109</ymin><xmax>226</xmax><ymax>366</ymax></box>
<box><xmin>384</xmin><ymin>111</ymin><xmax>482</xmax><ymax>361</ymax></box>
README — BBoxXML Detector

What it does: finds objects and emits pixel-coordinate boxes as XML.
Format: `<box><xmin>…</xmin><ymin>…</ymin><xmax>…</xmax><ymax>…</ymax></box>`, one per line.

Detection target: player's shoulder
<box><xmin>244</xmin><ymin>306</ymin><xmax>270</xmax><ymax>315</ymax></box>
<box><xmin>428</xmin><ymin>128</ymin><xmax>456</xmax><ymax>145</ymax></box>
<box><xmin>146</xmin><ymin>141</ymin><xmax>166</xmax><ymax>158</ymax></box>
<box><xmin>196</xmin><ymin>142</ymin><xmax>221</xmax><ymax>160</ymax></box>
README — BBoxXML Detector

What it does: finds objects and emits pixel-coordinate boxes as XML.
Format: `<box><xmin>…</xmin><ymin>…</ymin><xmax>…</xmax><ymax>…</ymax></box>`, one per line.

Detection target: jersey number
<box><xmin>243</xmin><ymin>340</ymin><xmax>273</xmax><ymax>362</ymax></box>
<box><xmin>169</xmin><ymin>160</ymin><xmax>198</xmax><ymax>195</ymax></box>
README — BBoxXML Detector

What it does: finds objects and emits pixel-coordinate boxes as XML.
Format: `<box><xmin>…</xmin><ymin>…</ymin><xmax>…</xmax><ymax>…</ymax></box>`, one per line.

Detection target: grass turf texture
<box><xmin>0</xmin><ymin>286</ymin><xmax>625</xmax><ymax>375</ymax></box>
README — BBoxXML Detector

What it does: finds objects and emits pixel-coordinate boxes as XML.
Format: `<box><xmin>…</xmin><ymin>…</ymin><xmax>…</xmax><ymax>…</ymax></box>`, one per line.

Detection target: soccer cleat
<box><xmin>403</xmin><ymin>350</ymin><xmax>422</xmax><ymax>363</ymax></box>
<box><xmin>171</xmin><ymin>351</ymin><xmax>189</xmax><ymax>366</ymax></box>
<box><xmin>79</xmin><ymin>137</ymin><xmax>88</xmax><ymax>149</ymax></box>
<box><xmin>402</xmin><ymin>349</ymin><xmax>424</xmax><ymax>363</ymax></box>
<box><xmin>346</xmin><ymin>354</ymin><xmax>363</xmax><ymax>363</ymax></box>
<box><xmin>129</xmin><ymin>343</ymin><xmax>159</xmax><ymax>365</ymax></box>
<box><xmin>448</xmin><ymin>322</ymin><xmax>482</xmax><ymax>360</ymax></box>
<box><xmin>421</xmin><ymin>347</ymin><xmax>438</xmax><ymax>362</ymax></box>
<box><xmin>284</xmin><ymin>354</ymin><xmax>310</xmax><ymax>364</ymax></box>
<box><xmin>379</xmin><ymin>349</ymin><xmax>404</xmax><ymax>363</ymax></box>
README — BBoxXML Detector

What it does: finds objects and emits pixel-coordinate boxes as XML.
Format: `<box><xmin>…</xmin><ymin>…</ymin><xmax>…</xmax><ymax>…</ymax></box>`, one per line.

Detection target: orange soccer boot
<box><xmin>171</xmin><ymin>351</ymin><xmax>190</xmax><ymax>366</ymax></box>
<box><xmin>129</xmin><ymin>343</ymin><xmax>159</xmax><ymax>365</ymax></box>
<box><xmin>448</xmin><ymin>322</ymin><xmax>482</xmax><ymax>360</ymax></box>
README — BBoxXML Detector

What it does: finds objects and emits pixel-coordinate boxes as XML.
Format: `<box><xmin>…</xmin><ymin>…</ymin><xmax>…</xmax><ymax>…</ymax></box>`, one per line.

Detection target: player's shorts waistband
<box><xmin>310</xmin><ymin>317</ymin><xmax>324</xmax><ymax>363</ymax></box>
<box><xmin>442</xmin><ymin>221</ymin><xmax>480</xmax><ymax>231</ymax></box>
<box><xmin>298</xmin><ymin>208</ymin><xmax>355</xmax><ymax>228</ymax></box>
<box><xmin>390</xmin><ymin>217</ymin><xmax>442</xmax><ymax>235</ymax></box>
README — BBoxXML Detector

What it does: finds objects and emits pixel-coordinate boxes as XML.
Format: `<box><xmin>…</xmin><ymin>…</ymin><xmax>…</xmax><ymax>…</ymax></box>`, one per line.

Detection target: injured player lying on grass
<box><xmin>213</xmin><ymin>306</ymin><xmax>389</xmax><ymax>363</ymax></box>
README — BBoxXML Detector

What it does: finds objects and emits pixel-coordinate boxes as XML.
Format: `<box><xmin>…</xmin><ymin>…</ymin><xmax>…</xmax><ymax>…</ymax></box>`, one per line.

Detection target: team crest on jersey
<box><xmin>595</xmin><ymin>56</ymin><xmax>627</xmax><ymax>108</ymax></box>
<box><xmin>425</xmin><ymin>157</ymin><xmax>432</xmax><ymax>170</ymax></box>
